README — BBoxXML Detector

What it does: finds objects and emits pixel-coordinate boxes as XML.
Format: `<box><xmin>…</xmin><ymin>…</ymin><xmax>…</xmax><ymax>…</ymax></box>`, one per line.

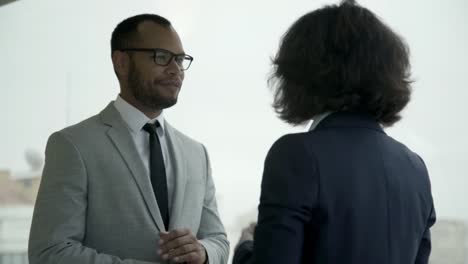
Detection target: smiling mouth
<box><xmin>158</xmin><ymin>80</ymin><xmax>182</xmax><ymax>88</ymax></box>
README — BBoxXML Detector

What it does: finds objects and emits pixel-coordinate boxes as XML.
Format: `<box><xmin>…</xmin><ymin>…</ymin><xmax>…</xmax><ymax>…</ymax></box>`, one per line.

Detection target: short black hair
<box><xmin>270</xmin><ymin>0</ymin><xmax>412</xmax><ymax>127</ymax></box>
<box><xmin>111</xmin><ymin>14</ymin><xmax>172</xmax><ymax>53</ymax></box>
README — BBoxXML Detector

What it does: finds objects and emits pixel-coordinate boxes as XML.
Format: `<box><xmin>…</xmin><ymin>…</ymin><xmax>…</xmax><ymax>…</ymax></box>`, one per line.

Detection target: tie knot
<box><xmin>143</xmin><ymin>121</ymin><xmax>160</xmax><ymax>135</ymax></box>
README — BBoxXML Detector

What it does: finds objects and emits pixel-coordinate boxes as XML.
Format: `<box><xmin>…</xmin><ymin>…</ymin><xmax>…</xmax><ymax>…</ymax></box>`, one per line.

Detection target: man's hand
<box><xmin>159</xmin><ymin>228</ymin><xmax>207</xmax><ymax>264</ymax></box>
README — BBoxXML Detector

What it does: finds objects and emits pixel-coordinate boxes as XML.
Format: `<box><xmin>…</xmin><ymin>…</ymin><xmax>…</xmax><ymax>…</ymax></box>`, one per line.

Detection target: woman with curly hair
<box><xmin>234</xmin><ymin>1</ymin><xmax>436</xmax><ymax>263</ymax></box>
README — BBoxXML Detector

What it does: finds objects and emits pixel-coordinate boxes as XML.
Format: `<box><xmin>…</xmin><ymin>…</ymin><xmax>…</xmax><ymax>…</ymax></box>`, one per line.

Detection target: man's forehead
<box><xmin>137</xmin><ymin>20</ymin><xmax>172</xmax><ymax>34</ymax></box>
<box><xmin>135</xmin><ymin>21</ymin><xmax>183</xmax><ymax>50</ymax></box>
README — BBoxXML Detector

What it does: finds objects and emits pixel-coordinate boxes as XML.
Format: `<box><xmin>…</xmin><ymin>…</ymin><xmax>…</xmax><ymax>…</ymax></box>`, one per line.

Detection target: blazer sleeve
<box><xmin>28</xmin><ymin>131</ymin><xmax>159</xmax><ymax>264</ymax></box>
<box><xmin>247</xmin><ymin>134</ymin><xmax>319</xmax><ymax>264</ymax></box>
<box><xmin>414</xmin><ymin>154</ymin><xmax>437</xmax><ymax>264</ymax></box>
<box><xmin>414</xmin><ymin>205</ymin><xmax>436</xmax><ymax>264</ymax></box>
<box><xmin>197</xmin><ymin>145</ymin><xmax>230</xmax><ymax>264</ymax></box>
<box><xmin>233</xmin><ymin>240</ymin><xmax>254</xmax><ymax>264</ymax></box>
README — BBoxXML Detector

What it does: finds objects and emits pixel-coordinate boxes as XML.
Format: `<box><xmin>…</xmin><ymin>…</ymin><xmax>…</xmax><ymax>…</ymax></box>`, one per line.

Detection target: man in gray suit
<box><xmin>28</xmin><ymin>14</ymin><xmax>229</xmax><ymax>264</ymax></box>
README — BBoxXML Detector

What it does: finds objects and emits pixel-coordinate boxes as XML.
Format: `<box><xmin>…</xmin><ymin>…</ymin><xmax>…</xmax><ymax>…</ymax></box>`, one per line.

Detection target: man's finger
<box><xmin>159</xmin><ymin>228</ymin><xmax>190</xmax><ymax>244</ymax></box>
<box><xmin>162</xmin><ymin>243</ymin><xmax>201</xmax><ymax>260</ymax></box>
<box><xmin>159</xmin><ymin>234</ymin><xmax>195</xmax><ymax>254</ymax></box>
<box><xmin>171</xmin><ymin>251</ymin><xmax>202</xmax><ymax>263</ymax></box>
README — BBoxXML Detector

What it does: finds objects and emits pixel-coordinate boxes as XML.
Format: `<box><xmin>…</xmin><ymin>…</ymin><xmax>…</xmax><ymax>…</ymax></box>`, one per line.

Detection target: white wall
<box><xmin>1</xmin><ymin>0</ymin><xmax>467</xmax><ymax>248</ymax></box>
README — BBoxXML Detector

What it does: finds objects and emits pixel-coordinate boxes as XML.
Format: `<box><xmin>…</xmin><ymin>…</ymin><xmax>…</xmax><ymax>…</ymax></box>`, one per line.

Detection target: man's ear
<box><xmin>112</xmin><ymin>50</ymin><xmax>129</xmax><ymax>79</ymax></box>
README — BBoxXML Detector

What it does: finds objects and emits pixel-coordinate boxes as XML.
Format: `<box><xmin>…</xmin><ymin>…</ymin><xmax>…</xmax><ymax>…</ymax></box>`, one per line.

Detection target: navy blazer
<box><xmin>234</xmin><ymin>112</ymin><xmax>436</xmax><ymax>264</ymax></box>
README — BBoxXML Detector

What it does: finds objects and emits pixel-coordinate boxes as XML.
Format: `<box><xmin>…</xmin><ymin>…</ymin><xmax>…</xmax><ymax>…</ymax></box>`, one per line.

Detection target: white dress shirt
<box><xmin>308</xmin><ymin>111</ymin><xmax>333</xmax><ymax>131</ymax></box>
<box><xmin>114</xmin><ymin>95</ymin><xmax>175</xmax><ymax>211</ymax></box>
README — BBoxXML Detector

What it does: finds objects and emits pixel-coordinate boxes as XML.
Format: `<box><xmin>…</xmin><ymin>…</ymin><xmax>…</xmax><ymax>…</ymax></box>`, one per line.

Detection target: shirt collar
<box><xmin>308</xmin><ymin>111</ymin><xmax>333</xmax><ymax>131</ymax></box>
<box><xmin>114</xmin><ymin>95</ymin><xmax>166</xmax><ymax>133</ymax></box>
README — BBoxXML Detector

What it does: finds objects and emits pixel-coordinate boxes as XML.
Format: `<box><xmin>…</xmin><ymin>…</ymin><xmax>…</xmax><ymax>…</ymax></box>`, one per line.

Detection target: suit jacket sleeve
<box><xmin>197</xmin><ymin>145</ymin><xmax>230</xmax><ymax>264</ymax></box>
<box><xmin>233</xmin><ymin>240</ymin><xmax>253</xmax><ymax>264</ymax></box>
<box><xmin>28</xmin><ymin>132</ymin><xmax>159</xmax><ymax>264</ymax></box>
<box><xmin>414</xmin><ymin>205</ymin><xmax>436</xmax><ymax>264</ymax></box>
<box><xmin>413</xmin><ymin>154</ymin><xmax>436</xmax><ymax>264</ymax></box>
<box><xmin>234</xmin><ymin>135</ymin><xmax>319</xmax><ymax>264</ymax></box>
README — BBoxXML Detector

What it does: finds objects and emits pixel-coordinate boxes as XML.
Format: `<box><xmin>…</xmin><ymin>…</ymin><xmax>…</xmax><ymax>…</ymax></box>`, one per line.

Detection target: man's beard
<box><xmin>128</xmin><ymin>64</ymin><xmax>178</xmax><ymax>110</ymax></box>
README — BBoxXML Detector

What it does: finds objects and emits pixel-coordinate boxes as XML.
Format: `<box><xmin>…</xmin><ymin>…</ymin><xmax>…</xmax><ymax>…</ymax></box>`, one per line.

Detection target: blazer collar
<box><xmin>315</xmin><ymin>111</ymin><xmax>385</xmax><ymax>134</ymax></box>
<box><xmin>99</xmin><ymin>102</ymin><xmax>167</xmax><ymax>231</ymax></box>
<box><xmin>162</xmin><ymin>122</ymin><xmax>188</xmax><ymax>230</ymax></box>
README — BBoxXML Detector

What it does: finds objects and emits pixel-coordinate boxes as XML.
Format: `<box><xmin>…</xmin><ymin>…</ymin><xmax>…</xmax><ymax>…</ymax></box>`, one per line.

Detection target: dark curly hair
<box><xmin>270</xmin><ymin>0</ymin><xmax>412</xmax><ymax>127</ymax></box>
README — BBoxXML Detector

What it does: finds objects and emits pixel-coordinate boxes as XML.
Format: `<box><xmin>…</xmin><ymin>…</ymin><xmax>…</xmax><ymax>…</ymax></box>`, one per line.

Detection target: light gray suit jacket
<box><xmin>28</xmin><ymin>102</ymin><xmax>229</xmax><ymax>264</ymax></box>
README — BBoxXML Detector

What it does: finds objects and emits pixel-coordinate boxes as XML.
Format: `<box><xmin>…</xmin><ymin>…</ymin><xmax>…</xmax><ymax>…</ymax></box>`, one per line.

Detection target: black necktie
<box><xmin>143</xmin><ymin>121</ymin><xmax>169</xmax><ymax>230</ymax></box>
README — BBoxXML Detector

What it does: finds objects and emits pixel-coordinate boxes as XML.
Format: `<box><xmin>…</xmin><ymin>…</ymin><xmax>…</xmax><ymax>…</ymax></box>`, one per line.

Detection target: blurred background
<box><xmin>1</xmin><ymin>0</ymin><xmax>467</xmax><ymax>263</ymax></box>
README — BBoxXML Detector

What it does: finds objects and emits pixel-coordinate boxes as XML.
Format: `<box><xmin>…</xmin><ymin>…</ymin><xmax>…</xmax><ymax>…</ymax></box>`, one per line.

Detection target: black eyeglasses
<box><xmin>120</xmin><ymin>48</ymin><xmax>194</xmax><ymax>71</ymax></box>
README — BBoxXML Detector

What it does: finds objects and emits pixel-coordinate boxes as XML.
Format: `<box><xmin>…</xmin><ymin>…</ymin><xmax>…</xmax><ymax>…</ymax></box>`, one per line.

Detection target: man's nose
<box><xmin>166</xmin><ymin>58</ymin><xmax>182</xmax><ymax>75</ymax></box>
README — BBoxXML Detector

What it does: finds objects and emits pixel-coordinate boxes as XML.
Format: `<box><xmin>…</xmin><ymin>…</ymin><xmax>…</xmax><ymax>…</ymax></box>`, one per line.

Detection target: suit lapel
<box><xmin>164</xmin><ymin>122</ymin><xmax>188</xmax><ymax>230</ymax></box>
<box><xmin>100</xmin><ymin>103</ymin><xmax>166</xmax><ymax>231</ymax></box>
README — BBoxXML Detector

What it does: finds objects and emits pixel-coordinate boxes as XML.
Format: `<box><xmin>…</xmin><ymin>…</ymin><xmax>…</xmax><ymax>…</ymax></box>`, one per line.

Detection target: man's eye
<box><xmin>155</xmin><ymin>53</ymin><xmax>170</xmax><ymax>62</ymax></box>
<box><xmin>175</xmin><ymin>56</ymin><xmax>184</xmax><ymax>64</ymax></box>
